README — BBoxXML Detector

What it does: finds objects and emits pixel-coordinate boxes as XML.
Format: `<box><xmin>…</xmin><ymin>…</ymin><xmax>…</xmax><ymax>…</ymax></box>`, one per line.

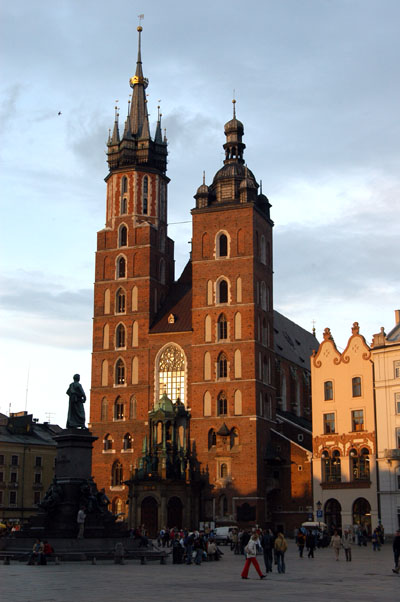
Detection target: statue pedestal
<box><xmin>54</xmin><ymin>428</ymin><xmax>97</xmax><ymax>481</ymax></box>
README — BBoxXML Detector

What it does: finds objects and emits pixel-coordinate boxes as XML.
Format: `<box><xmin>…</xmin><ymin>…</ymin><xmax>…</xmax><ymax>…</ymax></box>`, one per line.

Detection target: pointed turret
<box><xmin>223</xmin><ymin>99</ymin><xmax>245</xmax><ymax>164</ymax></box>
<box><xmin>154</xmin><ymin>106</ymin><xmax>163</xmax><ymax>143</ymax></box>
<box><xmin>111</xmin><ymin>105</ymin><xmax>120</xmax><ymax>145</ymax></box>
<box><xmin>129</xmin><ymin>26</ymin><xmax>149</xmax><ymax>138</ymax></box>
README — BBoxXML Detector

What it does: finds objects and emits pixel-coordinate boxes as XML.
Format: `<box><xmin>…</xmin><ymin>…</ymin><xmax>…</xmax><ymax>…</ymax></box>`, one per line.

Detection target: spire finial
<box><xmin>127</xmin><ymin>95</ymin><xmax>131</xmax><ymax>116</ymax></box>
<box><xmin>232</xmin><ymin>97</ymin><xmax>236</xmax><ymax>119</ymax></box>
<box><xmin>203</xmin><ymin>170</ymin><xmax>205</xmax><ymax>185</ymax></box>
<box><xmin>260</xmin><ymin>179</ymin><xmax>263</xmax><ymax>194</ymax></box>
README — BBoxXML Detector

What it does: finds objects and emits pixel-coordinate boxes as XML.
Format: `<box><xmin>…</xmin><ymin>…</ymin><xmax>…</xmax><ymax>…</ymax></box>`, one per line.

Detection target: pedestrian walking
<box><xmin>261</xmin><ymin>528</ymin><xmax>274</xmax><ymax>572</ymax></box>
<box><xmin>392</xmin><ymin>529</ymin><xmax>400</xmax><ymax>574</ymax></box>
<box><xmin>274</xmin><ymin>532</ymin><xmax>288</xmax><ymax>573</ymax></box>
<box><xmin>341</xmin><ymin>530</ymin><xmax>352</xmax><ymax>561</ymax></box>
<box><xmin>241</xmin><ymin>533</ymin><xmax>266</xmax><ymax>579</ymax></box>
<box><xmin>306</xmin><ymin>530</ymin><xmax>315</xmax><ymax>558</ymax></box>
<box><xmin>330</xmin><ymin>530</ymin><xmax>341</xmax><ymax>561</ymax></box>
<box><xmin>372</xmin><ymin>529</ymin><xmax>381</xmax><ymax>551</ymax></box>
<box><xmin>296</xmin><ymin>530</ymin><xmax>305</xmax><ymax>558</ymax></box>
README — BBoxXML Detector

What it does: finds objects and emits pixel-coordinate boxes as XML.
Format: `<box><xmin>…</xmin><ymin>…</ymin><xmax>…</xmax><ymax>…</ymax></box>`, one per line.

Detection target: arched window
<box><xmin>352</xmin><ymin>377</ymin><xmax>362</xmax><ymax>397</ymax></box>
<box><xmin>351</xmin><ymin>448</ymin><xmax>370</xmax><ymax>480</ymax></box>
<box><xmin>115</xmin><ymin>359</ymin><xmax>125</xmax><ymax>385</ymax></box>
<box><xmin>122</xmin><ymin>176</ymin><xmax>128</xmax><ymax>194</ymax></box>
<box><xmin>234</xmin><ymin>312</ymin><xmax>242</xmax><ymax>339</ymax></box>
<box><xmin>220</xmin><ymin>463</ymin><xmax>228</xmax><ymax>478</ymax></box>
<box><xmin>116</xmin><ymin>324</ymin><xmax>126</xmax><ymax>348</ymax></box>
<box><xmin>236</xmin><ymin>276</ymin><xmax>242</xmax><ymax>302</ymax></box>
<box><xmin>217</xmin><ymin>233</ymin><xmax>228</xmax><ymax>257</ymax></box>
<box><xmin>101</xmin><ymin>360</ymin><xmax>108</xmax><ymax>386</ymax></box>
<box><xmin>230</xmin><ymin>427</ymin><xmax>239</xmax><ymax>447</ymax></box>
<box><xmin>158</xmin><ymin>345</ymin><xmax>185</xmax><ymax>405</ymax></box>
<box><xmin>322</xmin><ymin>450</ymin><xmax>341</xmax><ymax>483</ymax></box>
<box><xmin>132</xmin><ymin>321</ymin><xmax>139</xmax><ymax>347</ymax></box>
<box><xmin>103</xmin><ymin>324</ymin><xmax>109</xmax><ymax>349</ymax></box>
<box><xmin>116</xmin><ymin>288</ymin><xmax>126</xmax><ymax>313</ymax></box>
<box><xmin>111</xmin><ymin>461</ymin><xmax>123</xmax><ymax>486</ymax></box>
<box><xmin>208</xmin><ymin>429</ymin><xmax>216</xmax><ymax>449</ymax></box>
<box><xmin>123</xmin><ymin>433</ymin><xmax>132</xmax><ymax>450</ymax></box>
<box><xmin>203</xmin><ymin>390</ymin><xmax>211</xmax><ymax>415</ymax></box>
<box><xmin>114</xmin><ymin>397</ymin><xmax>124</xmax><ymax>420</ymax></box>
<box><xmin>218</xmin><ymin>314</ymin><xmax>227</xmax><ymax>340</ymax></box>
<box><xmin>121</xmin><ymin>198</ymin><xmax>127</xmax><ymax>215</ymax></box>
<box><xmin>143</xmin><ymin>176</ymin><xmax>148</xmax><ymax>214</ymax></box>
<box><xmin>117</xmin><ymin>256</ymin><xmax>126</xmax><ymax>278</ymax></box>
<box><xmin>104</xmin><ymin>288</ymin><xmax>111</xmax><ymax>313</ymax></box>
<box><xmin>260</xmin><ymin>235</ymin><xmax>266</xmax><ymax>264</ymax></box>
<box><xmin>324</xmin><ymin>380</ymin><xmax>333</xmax><ymax>401</ymax></box>
<box><xmin>217</xmin><ymin>392</ymin><xmax>227</xmax><ymax>416</ymax></box>
<box><xmin>101</xmin><ymin>398</ymin><xmax>108</xmax><ymax>421</ymax></box>
<box><xmin>103</xmin><ymin>433</ymin><xmax>112</xmax><ymax>451</ymax></box>
<box><xmin>132</xmin><ymin>356</ymin><xmax>138</xmax><ymax>384</ymax></box>
<box><xmin>205</xmin><ymin>315</ymin><xmax>212</xmax><ymax>342</ymax></box>
<box><xmin>207</xmin><ymin>280</ymin><xmax>213</xmax><ymax>305</ymax></box>
<box><xmin>217</xmin><ymin>352</ymin><xmax>227</xmax><ymax>379</ymax></box>
<box><xmin>217</xmin><ymin>279</ymin><xmax>228</xmax><ymax>303</ymax></box>
<box><xmin>129</xmin><ymin>396</ymin><xmax>136</xmax><ymax>419</ymax></box>
<box><xmin>119</xmin><ymin>225</ymin><xmax>127</xmax><ymax>247</ymax></box>
<box><xmin>132</xmin><ymin>286</ymin><xmax>138</xmax><ymax>311</ymax></box>
<box><xmin>234</xmin><ymin>390</ymin><xmax>242</xmax><ymax>415</ymax></box>
<box><xmin>204</xmin><ymin>352</ymin><xmax>211</xmax><ymax>380</ymax></box>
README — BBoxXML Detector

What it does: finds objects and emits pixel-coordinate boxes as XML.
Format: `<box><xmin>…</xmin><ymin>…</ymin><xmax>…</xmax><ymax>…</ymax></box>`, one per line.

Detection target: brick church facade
<box><xmin>89</xmin><ymin>27</ymin><xmax>317</xmax><ymax>532</ymax></box>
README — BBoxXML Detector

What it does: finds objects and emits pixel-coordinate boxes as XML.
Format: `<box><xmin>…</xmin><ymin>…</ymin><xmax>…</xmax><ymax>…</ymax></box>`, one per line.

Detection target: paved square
<box><xmin>0</xmin><ymin>541</ymin><xmax>397</xmax><ymax>602</ymax></box>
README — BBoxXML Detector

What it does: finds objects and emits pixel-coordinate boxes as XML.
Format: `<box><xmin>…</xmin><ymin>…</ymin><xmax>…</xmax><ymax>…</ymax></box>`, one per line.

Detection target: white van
<box><xmin>214</xmin><ymin>526</ymin><xmax>237</xmax><ymax>545</ymax></box>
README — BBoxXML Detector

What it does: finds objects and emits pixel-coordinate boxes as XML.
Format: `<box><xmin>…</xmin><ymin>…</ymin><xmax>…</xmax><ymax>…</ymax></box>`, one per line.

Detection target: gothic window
<box><xmin>204</xmin><ymin>352</ymin><xmax>211</xmax><ymax>380</ymax></box>
<box><xmin>119</xmin><ymin>225</ymin><xmax>127</xmax><ymax>247</ymax></box>
<box><xmin>217</xmin><ymin>232</ymin><xmax>228</xmax><ymax>257</ymax></box>
<box><xmin>217</xmin><ymin>392</ymin><xmax>227</xmax><ymax>416</ymax></box>
<box><xmin>234</xmin><ymin>390</ymin><xmax>242</xmax><ymax>415</ymax></box>
<box><xmin>132</xmin><ymin>286</ymin><xmax>138</xmax><ymax>311</ymax></box>
<box><xmin>103</xmin><ymin>324</ymin><xmax>109</xmax><ymax>349</ymax></box>
<box><xmin>205</xmin><ymin>315</ymin><xmax>212</xmax><ymax>342</ymax></box>
<box><xmin>217</xmin><ymin>353</ymin><xmax>227</xmax><ymax>379</ymax></box>
<box><xmin>324</xmin><ymin>380</ymin><xmax>333</xmax><ymax>401</ymax></box>
<box><xmin>115</xmin><ymin>359</ymin><xmax>125</xmax><ymax>385</ymax></box>
<box><xmin>101</xmin><ymin>398</ymin><xmax>108</xmax><ymax>421</ymax></box>
<box><xmin>157</xmin><ymin>345</ymin><xmax>185</xmax><ymax>405</ymax></box>
<box><xmin>230</xmin><ymin>427</ymin><xmax>239</xmax><ymax>447</ymax></box>
<box><xmin>352</xmin><ymin>377</ymin><xmax>362</xmax><ymax>397</ymax></box>
<box><xmin>131</xmin><ymin>356</ymin><xmax>138</xmax><ymax>384</ymax></box>
<box><xmin>207</xmin><ymin>280</ymin><xmax>213</xmax><ymax>305</ymax></box>
<box><xmin>129</xmin><ymin>396</ymin><xmax>136</xmax><ymax>419</ymax></box>
<box><xmin>114</xmin><ymin>397</ymin><xmax>124</xmax><ymax>420</ymax></box>
<box><xmin>208</xmin><ymin>429</ymin><xmax>216</xmax><ymax>449</ymax></box>
<box><xmin>234</xmin><ymin>312</ymin><xmax>242</xmax><ymax>340</ymax></box>
<box><xmin>203</xmin><ymin>390</ymin><xmax>211</xmax><ymax>415</ymax></box>
<box><xmin>121</xmin><ymin>198</ymin><xmax>127</xmax><ymax>215</ymax></box>
<box><xmin>217</xmin><ymin>279</ymin><xmax>228</xmax><ymax>304</ymax></box>
<box><xmin>104</xmin><ymin>289</ymin><xmax>110</xmax><ymax>313</ymax></box>
<box><xmin>132</xmin><ymin>321</ymin><xmax>138</xmax><ymax>347</ymax></box>
<box><xmin>101</xmin><ymin>360</ymin><xmax>108</xmax><ymax>386</ymax></box>
<box><xmin>143</xmin><ymin>176</ymin><xmax>149</xmax><ymax>214</ymax></box>
<box><xmin>117</xmin><ymin>256</ymin><xmax>126</xmax><ymax>278</ymax></box>
<box><xmin>116</xmin><ymin>289</ymin><xmax>126</xmax><ymax>313</ymax></box>
<box><xmin>116</xmin><ymin>324</ymin><xmax>126</xmax><ymax>348</ymax></box>
<box><xmin>122</xmin><ymin>176</ymin><xmax>128</xmax><ymax>194</ymax></box>
<box><xmin>218</xmin><ymin>314</ymin><xmax>227</xmax><ymax>340</ymax></box>
<box><xmin>236</xmin><ymin>276</ymin><xmax>242</xmax><ymax>302</ymax></box>
<box><xmin>103</xmin><ymin>434</ymin><xmax>112</xmax><ymax>451</ymax></box>
<box><xmin>123</xmin><ymin>433</ymin><xmax>132</xmax><ymax>450</ymax></box>
<box><xmin>111</xmin><ymin>461</ymin><xmax>123</xmax><ymax>486</ymax></box>
<box><xmin>234</xmin><ymin>349</ymin><xmax>242</xmax><ymax>379</ymax></box>
<box><xmin>220</xmin><ymin>463</ymin><xmax>228</xmax><ymax>478</ymax></box>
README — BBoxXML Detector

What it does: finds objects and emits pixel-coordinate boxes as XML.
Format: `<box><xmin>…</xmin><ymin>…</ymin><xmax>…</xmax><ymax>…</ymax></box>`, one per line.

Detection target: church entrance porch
<box><xmin>141</xmin><ymin>496</ymin><xmax>158</xmax><ymax>537</ymax></box>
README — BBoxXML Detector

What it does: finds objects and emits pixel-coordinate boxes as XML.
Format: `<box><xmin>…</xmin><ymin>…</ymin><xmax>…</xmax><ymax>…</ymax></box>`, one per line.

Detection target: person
<box><xmin>172</xmin><ymin>534</ymin><xmax>184</xmax><ymax>564</ymax></box>
<box><xmin>295</xmin><ymin>530</ymin><xmax>305</xmax><ymax>558</ymax></box>
<box><xmin>372</xmin><ymin>529</ymin><xmax>381</xmax><ymax>551</ymax></box>
<box><xmin>28</xmin><ymin>539</ymin><xmax>44</xmax><ymax>565</ymax></box>
<box><xmin>330</xmin><ymin>529</ymin><xmax>342</xmax><ymax>561</ymax></box>
<box><xmin>392</xmin><ymin>529</ymin><xmax>400</xmax><ymax>574</ymax></box>
<box><xmin>66</xmin><ymin>374</ymin><xmax>86</xmax><ymax>429</ymax></box>
<box><xmin>342</xmin><ymin>530</ymin><xmax>352</xmax><ymax>561</ymax></box>
<box><xmin>261</xmin><ymin>529</ymin><xmax>274</xmax><ymax>572</ymax></box>
<box><xmin>207</xmin><ymin>538</ymin><xmax>219</xmax><ymax>561</ymax></box>
<box><xmin>194</xmin><ymin>534</ymin><xmax>205</xmax><ymax>565</ymax></box>
<box><xmin>77</xmin><ymin>506</ymin><xmax>86</xmax><ymax>539</ymax></box>
<box><xmin>231</xmin><ymin>529</ymin><xmax>240</xmax><ymax>554</ymax></box>
<box><xmin>241</xmin><ymin>533</ymin><xmax>266</xmax><ymax>579</ymax></box>
<box><xmin>306</xmin><ymin>530</ymin><xmax>315</xmax><ymax>558</ymax></box>
<box><xmin>274</xmin><ymin>532</ymin><xmax>288</xmax><ymax>574</ymax></box>
<box><xmin>184</xmin><ymin>531</ymin><xmax>194</xmax><ymax>564</ymax></box>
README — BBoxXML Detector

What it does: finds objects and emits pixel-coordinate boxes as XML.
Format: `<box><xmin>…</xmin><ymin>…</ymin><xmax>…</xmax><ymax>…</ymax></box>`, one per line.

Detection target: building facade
<box><xmin>89</xmin><ymin>27</ymin><xmax>317</xmax><ymax>531</ymax></box>
<box><xmin>371</xmin><ymin>309</ymin><xmax>400</xmax><ymax>534</ymax></box>
<box><xmin>0</xmin><ymin>412</ymin><xmax>60</xmax><ymax>524</ymax></box>
<box><xmin>311</xmin><ymin>324</ymin><xmax>378</xmax><ymax>533</ymax></box>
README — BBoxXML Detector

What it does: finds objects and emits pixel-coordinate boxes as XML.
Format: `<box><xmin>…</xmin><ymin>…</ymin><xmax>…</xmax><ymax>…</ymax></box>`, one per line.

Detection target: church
<box><xmin>89</xmin><ymin>27</ymin><xmax>317</xmax><ymax>534</ymax></box>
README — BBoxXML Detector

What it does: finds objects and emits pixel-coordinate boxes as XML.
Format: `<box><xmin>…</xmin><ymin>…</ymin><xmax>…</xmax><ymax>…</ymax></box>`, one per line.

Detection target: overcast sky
<box><xmin>1</xmin><ymin>0</ymin><xmax>399</xmax><ymax>425</ymax></box>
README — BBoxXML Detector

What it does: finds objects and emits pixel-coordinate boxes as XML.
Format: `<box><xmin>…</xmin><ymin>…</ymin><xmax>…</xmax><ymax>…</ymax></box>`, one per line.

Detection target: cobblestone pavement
<box><xmin>0</xmin><ymin>541</ymin><xmax>398</xmax><ymax>602</ymax></box>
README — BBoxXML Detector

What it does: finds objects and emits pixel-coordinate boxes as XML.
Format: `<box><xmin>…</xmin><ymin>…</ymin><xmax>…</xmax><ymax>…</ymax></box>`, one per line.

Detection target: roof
<box><xmin>273</xmin><ymin>310</ymin><xmax>319</xmax><ymax>368</ymax></box>
<box><xmin>276</xmin><ymin>409</ymin><xmax>312</xmax><ymax>433</ymax></box>
<box><xmin>0</xmin><ymin>424</ymin><xmax>58</xmax><ymax>446</ymax></box>
<box><xmin>150</xmin><ymin>262</ymin><xmax>192</xmax><ymax>334</ymax></box>
<box><xmin>387</xmin><ymin>322</ymin><xmax>400</xmax><ymax>342</ymax></box>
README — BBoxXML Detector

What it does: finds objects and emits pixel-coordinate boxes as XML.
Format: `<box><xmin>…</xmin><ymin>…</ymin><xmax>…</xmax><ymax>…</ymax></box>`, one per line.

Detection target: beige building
<box><xmin>311</xmin><ymin>323</ymin><xmax>378</xmax><ymax>533</ymax></box>
<box><xmin>0</xmin><ymin>412</ymin><xmax>60</xmax><ymax>525</ymax></box>
<box><xmin>371</xmin><ymin>309</ymin><xmax>400</xmax><ymax>535</ymax></box>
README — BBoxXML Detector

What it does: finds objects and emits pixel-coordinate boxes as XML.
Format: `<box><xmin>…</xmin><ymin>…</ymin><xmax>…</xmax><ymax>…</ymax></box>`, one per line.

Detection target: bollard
<box><xmin>92</xmin><ymin>556</ymin><xmax>97</xmax><ymax>565</ymax></box>
<box><xmin>3</xmin><ymin>556</ymin><xmax>10</xmax><ymax>565</ymax></box>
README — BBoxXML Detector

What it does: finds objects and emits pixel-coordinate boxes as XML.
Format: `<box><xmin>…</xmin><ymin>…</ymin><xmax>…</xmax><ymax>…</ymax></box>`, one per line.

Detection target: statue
<box><xmin>66</xmin><ymin>374</ymin><xmax>86</xmax><ymax>429</ymax></box>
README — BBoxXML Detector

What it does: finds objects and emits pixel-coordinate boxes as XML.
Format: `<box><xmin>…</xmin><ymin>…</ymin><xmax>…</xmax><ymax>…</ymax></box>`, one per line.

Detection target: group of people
<box><xmin>27</xmin><ymin>539</ymin><xmax>54</xmax><ymax>565</ymax></box>
<box><xmin>238</xmin><ymin>528</ymin><xmax>288</xmax><ymax>578</ymax></box>
<box><xmin>157</xmin><ymin>527</ymin><xmax>223</xmax><ymax>565</ymax></box>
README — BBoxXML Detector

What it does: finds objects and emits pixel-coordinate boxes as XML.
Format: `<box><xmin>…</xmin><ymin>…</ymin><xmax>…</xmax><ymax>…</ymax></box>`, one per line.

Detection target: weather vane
<box><xmin>138</xmin><ymin>13</ymin><xmax>144</xmax><ymax>26</ymax></box>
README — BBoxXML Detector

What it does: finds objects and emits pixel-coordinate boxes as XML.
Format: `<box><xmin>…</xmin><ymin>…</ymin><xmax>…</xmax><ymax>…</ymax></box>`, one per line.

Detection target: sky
<box><xmin>1</xmin><ymin>0</ymin><xmax>399</xmax><ymax>426</ymax></box>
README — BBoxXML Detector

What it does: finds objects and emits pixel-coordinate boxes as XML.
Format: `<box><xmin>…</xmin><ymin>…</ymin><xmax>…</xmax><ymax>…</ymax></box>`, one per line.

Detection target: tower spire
<box><xmin>129</xmin><ymin>25</ymin><xmax>150</xmax><ymax>137</ymax></box>
<box><xmin>111</xmin><ymin>103</ymin><xmax>120</xmax><ymax>144</ymax></box>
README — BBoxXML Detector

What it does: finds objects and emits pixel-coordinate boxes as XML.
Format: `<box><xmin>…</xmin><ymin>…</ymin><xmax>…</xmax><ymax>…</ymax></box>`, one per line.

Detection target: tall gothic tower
<box><xmin>90</xmin><ymin>29</ymin><xmax>277</xmax><ymax>529</ymax></box>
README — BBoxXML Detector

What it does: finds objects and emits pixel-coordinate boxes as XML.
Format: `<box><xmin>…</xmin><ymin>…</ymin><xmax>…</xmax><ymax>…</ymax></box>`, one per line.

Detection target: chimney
<box><xmin>395</xmin><ymin>309</ymin><xmax>400</xmax><ymax>325</ymax></box>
